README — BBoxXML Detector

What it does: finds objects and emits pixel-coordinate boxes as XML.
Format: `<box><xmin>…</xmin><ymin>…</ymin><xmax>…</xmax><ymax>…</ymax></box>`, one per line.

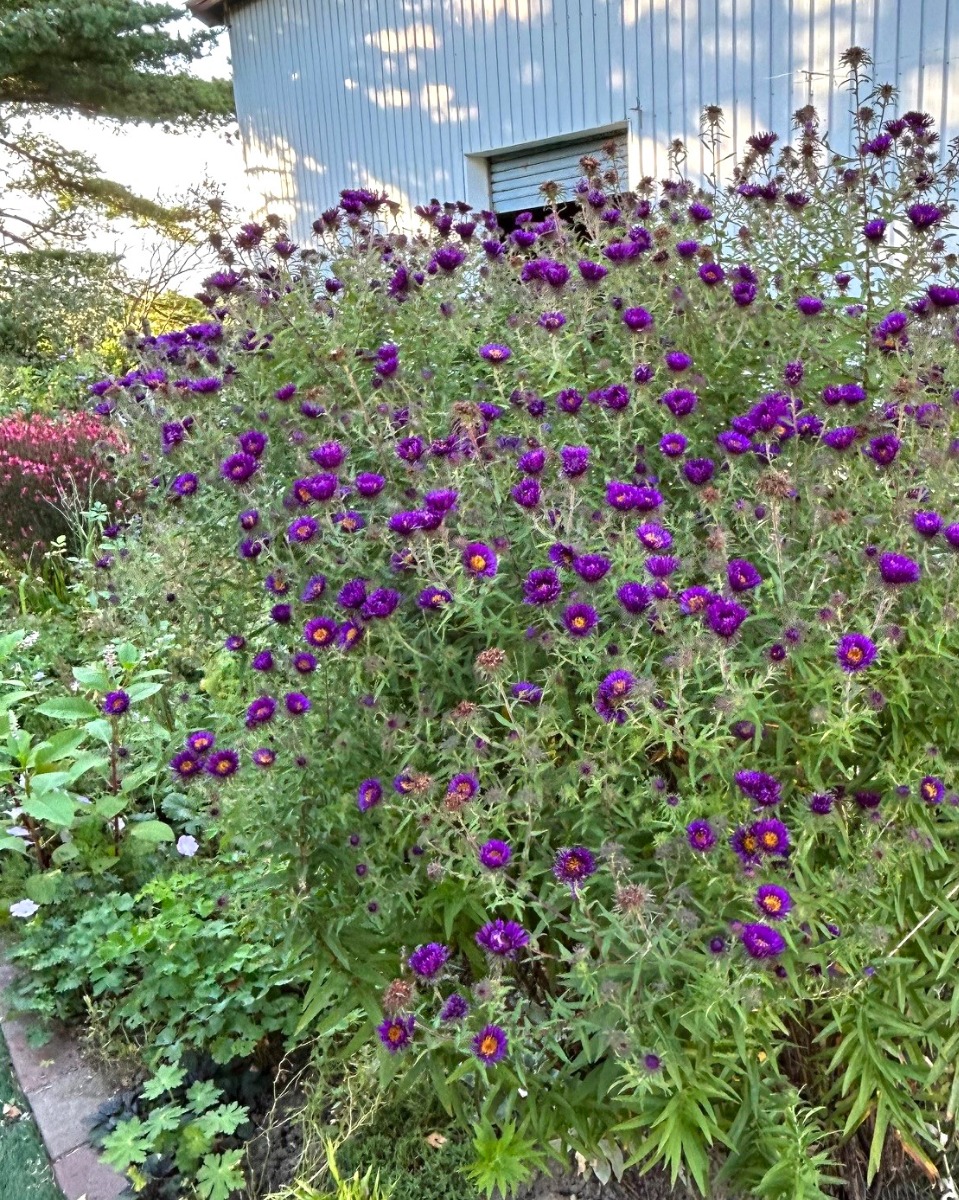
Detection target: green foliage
<box><xmin>464</xmin><ymin>1120</ymin><xmax>549</xmax><ymax>1198</ymax></box>
<box><xmin>7</xmin><ymin>863</ymin><xmax>311</xmax><ymax>1063</ymax></box>
<box><xmin>100</xmin><ymin>1066</ymin><xmax>248</xmax><ymax>1197</ymax></box>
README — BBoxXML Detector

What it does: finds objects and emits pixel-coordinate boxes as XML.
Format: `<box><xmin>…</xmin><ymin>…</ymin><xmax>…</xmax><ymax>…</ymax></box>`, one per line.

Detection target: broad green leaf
<box><xmin>35</xmin><ymin>697</ymin><xmax>98</xmax><ymax>721</ymax></box>
<box><xmin>72</xmin><ymin>665</ymin><xmax>111</xmax><ymax>690</ymax></box>
<box><xmin>128</xmin><ymin>820</ymin><xmax>175</xmax><ymax>843</ymax></box>
<box><xmin>126</xmin><ymin>681</ymin><xmax>163</xmax><ymax>703</ymax></box>
<box><xmin>22</xmin><ymin>791</ymin><xmax>76</xmax><ymax>827</ymax></box>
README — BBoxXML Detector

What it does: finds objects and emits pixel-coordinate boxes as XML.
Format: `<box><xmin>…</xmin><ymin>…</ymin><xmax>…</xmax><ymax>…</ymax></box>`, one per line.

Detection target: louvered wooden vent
<box><xmin>489</xmin><ymin>130</ymin><xmax>628</xmax><ymax>213</ymax></box>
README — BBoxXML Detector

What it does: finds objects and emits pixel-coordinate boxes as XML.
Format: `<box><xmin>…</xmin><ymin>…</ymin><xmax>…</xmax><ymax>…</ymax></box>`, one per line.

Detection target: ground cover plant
<box><xmin>5</xmin><ymin>48</ymin><xmax>959</xmax><ymax>1200</ymax></box>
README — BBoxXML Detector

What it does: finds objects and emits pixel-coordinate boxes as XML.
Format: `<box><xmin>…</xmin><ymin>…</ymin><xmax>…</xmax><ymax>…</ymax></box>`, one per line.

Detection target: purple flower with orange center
<box><xmin>730</xmin><ymin>825</ymin><xmax>761</xmax><ymax>865</ymax></box>
<box><xmin>246</xmin><ymin>695</ymin><xmax>276</xmax><ymax>727</ymax></box>
<box><xmin>836</xmin><ymin>633</ymin><xmax>877</xmax><ymax>673</ymax></box>
<box><xmin>418</xmin><ymin>586</ymin><xmax>453</xmax><ymax>610</ymax></box>
<box><xmin>473</xmin><ymin>1024</ymin><xmax>508</xmax><ymax>1065</ymax></box>
<box><xmin>334</xmin><ymin>511</ymin><xmax>365</xmax><ymax>533</ymax></box>
<box><xmin>659</xmin><ymin>432</ymin><xmax>688</xmax><ymax>457</ymax></box>
<box><xmin>337</xmin><ymin>620</ymin><xmax>364</xmax><ymax>650</ymax></box>
<box><xmin>706</xmin><ymin>596</ymin><xmax>749</xmax><ymax>639</ymax></box>
<box><xmin>103</xmin><ymin>690</ymin><xmax>130</xmax><ymax>716</ymax></box>
<box><xmin>512</xmin><ymin>681</ymin><xmax>544</xmax><ymax>704</ymax></box>
<box><xmin>479</xmin><ymin>343</ymin><xmax>511</xmax><ymax>363</ymax></box>
<box><xmin>679</xmin><ymin>586</ymin><xmax>713</xmax><ymax>616</ymax></box>
<box><xmin>187</xmin><ymin>731</ymin><xmax>215</xmax><ymax>755</ymax></box>
<box><xmin>357</xmin><ymin>779</ymin><xmax>382</xmax><ymax>811</ymax></box>
<box><xmin>171</xmin><ymin>473</ymin><xmax>198</xmax><ymax>496</ymax></box>
<box><xmin>170</xmin><ymin>750</ymin><xmax>202</xmax><ymax>780</ymax></box>
<box><xmin>727</xmin><ymin>559</ymin><xmax>763</xmax><ymax>592</ymax></box>
<box><xmin>751</xmin><ymin>818</ymin><xmax>791</xmax><ymax>857</ymax></box>
<box><xmin>287</xmin><ymin>516</ymin><xmax>318</xmax><ymax>544</ymax></box>
<box><xmin>463</xmin><ymin>542</ymin><xmax>497</xmax><ymax>578</ymax></box>
<box><xmin>285</xmin><ymin>691</ymin><xmax>311</xmax><ymax>715</ymax></box>
<box><xmin>479</xmin><ymin>840</ymin><xmax>511</xmax><ymax>869</ymax></box>
<box><xmin>755</xmin><ymin>884</ymin><xmax>792</xmax><ymax>920</ymax></box>
<box><xmin>310</xmin><ymin>441</ymin><xmax>347</xmax><ymax>470</ymax></box>
<box><xmin>377</xmin><ymin>1014</ymin><xmax>414</xmax><ymax>1053</ymax></box>
<box><xmin>252</xmin><ymin>747</ymin><xmax>276</xmax><ymax>767</ymax></box>
<box><xmin>635</xmin><ymin>523</ymin><xmax>673</xmax><ymax>551</ymax></box>
<box><xmin>921</xmin><ymin>775</ymin><xmax>945</xmax><ymax>805</ymax></box>
<box><xmin>408</xmin><ymin>942</ymin><xmax>450</xmax><ymax>980</ymax></box>
<box><xmin>661</xmin><ymin>388</ymin><xmax>698</xmax><ymax>418</ymax></box>
<box><xmin>735</xmin><ymin>770</ymin><xmax>782</xmax><ymax>807</ymax></box>
<box><xmin>553</xmin><ymin>846</ymin><xmax>597</xmax><ymax>888</ymax></box>
<box><xmin>355</xmin><ymin>472</ymin><xmax>386</xmax><ymax>497</ymax></box>
<box><xmin>238</xmin><ymin>509</ymin><xmax>259</xmax><ymax>530</ymax></box>
<box><xmin>606</xmin><ymin>480</ymin><xmax>640</xmax><ymax>510</ymax></box>
<box><xmin>220</xmin><ymin>452</ymin><xmax>259</xmax><ymax>484</ymax></box>
<box><xmin>205</xmin><ymin>748</ymin><xmax>239</xmax><ymax>778</ymax></box>
<box><xmin>563</xmin><ymin>603</ymin><xmax>598</xmax><ymax>637</ymax></box>
<box><xmin>447</xmin><ymin>772</ymin><xmax>479</xmax><ymax>803</ymax></box>
<box><xmin>864</xmin><ymin>434</ymin><xmax>901</xmax><ymax>466</ymax></box>
<box><xmin>686</xmin><ymin>820</ymin><xmax>716</xmax><ymax>851</ymax></box>
<box><xmin>741</xmin><ymin>923</ymin><xmax>786</xmax><ymax>958</ymax></box>
<box><xmin>476</xmin><ymin>919</ymin><xmax>529</xmax><ymax>957</ymax></box>
<box><xmin>683</xmin><ymin>457</ymin><xmax>715</xmax><ymax>486</ymax></box>
<box><xmin>303</xmin><ymin>616</ymin><xmax>337</xmax><ymax>648</ymax></box>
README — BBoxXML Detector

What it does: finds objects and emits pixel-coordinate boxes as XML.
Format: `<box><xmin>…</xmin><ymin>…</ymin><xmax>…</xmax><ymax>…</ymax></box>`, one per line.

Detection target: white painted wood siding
<box><xmin>226</xmin><ymin>0</ymin><xmax>959</xmax><ymax>237</ymax></box>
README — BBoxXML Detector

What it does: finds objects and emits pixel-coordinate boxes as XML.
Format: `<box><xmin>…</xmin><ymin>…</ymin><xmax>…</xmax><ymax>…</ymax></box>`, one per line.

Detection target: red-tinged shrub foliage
<box><xmin>0</xmin><ymin>412</ymin><xmax>126</xmax><ymax>558</ymax></box>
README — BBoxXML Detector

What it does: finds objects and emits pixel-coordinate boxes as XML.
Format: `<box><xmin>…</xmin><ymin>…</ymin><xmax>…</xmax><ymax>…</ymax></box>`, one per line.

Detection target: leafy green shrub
<box><xmin>7</xmin><ymin>862</ymin><xmax>310</xmax><ymax>1064</ymax></box>
<box><xmin>50</xmin><ymin>52</ymin><xmax>959</xmax><ymax>1197</ymax></box>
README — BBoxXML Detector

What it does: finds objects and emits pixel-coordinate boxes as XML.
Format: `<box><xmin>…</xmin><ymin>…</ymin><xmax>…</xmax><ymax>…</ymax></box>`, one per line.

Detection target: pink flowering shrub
<box><xmin>0</xmin><ymin>411</ymin><xmax>125</xmax><ymax>558</ymax></box>
<box><xmin>70</xmin><ymin>54</ymin><xmax>959</xmax><ymax>1197</ymax></box>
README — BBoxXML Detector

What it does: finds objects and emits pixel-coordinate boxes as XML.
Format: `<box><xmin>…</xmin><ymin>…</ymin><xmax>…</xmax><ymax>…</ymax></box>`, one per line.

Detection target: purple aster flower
<box><xmin>727</xmin><ymin>559</ymin><xmax>763</xmax><ymax>592</ymax></box>
<box><xmin>301</xmin><ymin>575</ymin><xmax>327</xmax><ymax>603</ymax></box>
<box><xmin>479</xmin><ymin>343</ymin><xmax>511</xmax><ymax>363</ymax></box>
<box><xmin>823</xmin><ymin>426</ymin><xmax>859</xmax><ymax>451</ymax></box>
<box><xmin>864</xmin><ymin>434</ymin><xmax>901</xmax><ymax>466</ymax></box>
<box><xmin>252</xmin><ymin>747</ymin><xmax>276</xmax><ymax>767</ymax></box>
<box><xmin>913</xmin><ymin>511</ymin><xmax>942</xmax><ymax>538</ymax></box>
<box><xmin>170</xmin><ymin>750</ymin><xmax>202</xmax><ymax>780</ymax></box>
<box><xmin>578</xmin><ymin>259</ymin><xmax>608</xmax><ymax>282</ymax></box>
<box><xmin>698</xmin><ymin>262</ymin><xmax>725</xmax><ymax>285</ymax></box>
<box><xmin>334</xmin><ymin>511</ymin><xmax>365</xmax><ymax>533</ymax></box>
<box><xmin>511</xmin><ymin>477</ymin><xmax>541</xmax><ymax>508</ymax></box>
<box><xmin>755</xmin><ymin>885</ymin><xmax>792</xmax><ymax>920</ymax></box>
<box><xmin>706</xmin><ymin>596</ymin><xmax>749</xmax><ymax>639</ymax></box>
<box><xmin>425</xmin><ymin>488</ymin><xmax>458</xmax><ymax>513</ymax></box>
<box><xmin>572</xmin><ymin>554</ymin><xmax>611</xmax><ymax>583</ymax></box>
<box><xmin>355</xmin><ymin>472</ymin><xmax>386</xmax><ymax>499</ymax></box>
<box><xmin>735</xmin><ymin>770</ymin><xmax>782</xmax><ymax>807</ymax></box>
<box><xmin>311</xmin><ymin>442</ymin><xmax>347</xmax><ymax>472</ymax></box>
<box><xmin>944</xmin><ymin>524</ymin><xmax>959</xmax><ymax>549</ymax></box>
<box><xmin>463</xmin><ymin>543</ymin><xmax>497</xmax><ymax>578</ymax></box>
<box><xmin>688</xmin><ymin>201</ymin><xmax>712</xmax><ymax>222</ymax></box>
<box><xmin>362</xmin><ymin>587</ymin><xmax>402</xmax><ymax>619</ymax></box>
<box><xmin>103</xmin><ymin>690</ymin><xmax>130</xmax><ymax>715</ymax></box>
<box><xmin>675</xmin><ymin>239</ymin><xmax>699</xmax><ymax>257</ymax></box>
<box><xmin>288</xmin><ymin>516</ymin><xmax>318</xmax><ymax>544</ymax></box>
<box><xmin>337</xmin><ymin>620</ymin><xmax>364</xmax><ymax>650</ymax></box>
<box><xmin>863</xmin><ymin>218</ymin><xmax>887</xmax><ymax>242</ymax></box>
<box><xmin>783</xmin><ymin>360</ymin><xmax>804</xmax><ymax>386</ymax></box>
<box><xmin>337</xmin><ymin>579</ymin><xmax>368</xmax><ymax>609</ymax></box>
<box><xmin>928</xmin><ymin>284</ymin><xmax>959</xmax><ymax>307</ymax></box>
<box><xmin>377</xmin><ymin>1014</ymin><xmax>415</xmax><ymax>1053</ymax></box>
<box><xmin>731</xmin><ymin>281</ymin><xmax>757</xmax><ymax>306</ymax></box>
<box><xmin>408</xmin><ymin>942</ymin><xmax>450</xmax><ymax>980</ymax></box>
<box><xmin>677</xmin><ymin>586</ymin><xmax>711</xmax><ymax>617</ymax></box>
<box><xmin>907</xmin><ymin>202</ymin><xmax>943</xmax><ymax>229</ymax></box>
<box><xmin>796</xmin><ymin>296</ymin><xmax>824</xmax><ymax>316</ymax></box>
<box><xmin>303</xmin><ymin>616</ymin><xmax>337</xmax><ymax>648</ymax></box>
<box><xmin>556</xmin><ymin>387</ymin><xmax>584</xmax><ymax>413</ymax></box>
<box><xmin>645</xmin><ymin>555</ymin><xmax>680</xmax><ymax>578</ymax></box>
<box><xmin>252</xmin><ymin>649</ymin><xmax>274</xmax><ymax>672</ymax></box>
<box><xmin>742</xmin><ymin>923</ymin><xmax>787</xmax><ymax>958</ymax></box>
<box><xmin>622</xmin><ymin>306</ymin><xmax>654</xmax><ymax>331</ymax></box>
<box><xmin>751</xmin><ymin>818</ymin><xmax>791</xmax><ymax>857</ymax></box>
<box><xmin>186</xmin><ymin>731</ymin><xmax>215</xmax><ymax>755</ymax></box>
<box><xmin>440</xmin><ymin>994</ymin><xmax>469</xmax><ymax>1021</ymax></box>
<box><xmin>238</xmin><ymin>429</ymin><xmax>268</xmax><ymax>458</ymax></box>
<box><xmin>396</xmin><ymin>436</ymin><xmax>425</xmax><ymax>463</ymax></box>
<box><xmin>285</xmin><ymin>691</ymin><xmax>311</xmax><ymax>715</ymax></box>
<box><xmin>246</xmin><ymin>695</ymin><xmax>276</xmax><ymax>727</ymax></box>
<box><xmin>552</xmin><ymin>846</ymin><xmax>597</xmax><ymax>889</ymax></box>
<box><xmin>635</xmin><ymin>523</ymin><xmax>673</xmax><ymax>552</ymax></box>
<box><xmin>921</xmin><ymin>776</ymin><xmax>945</xmax><ymax>805</ymax></box>
<box><xmin>479</xmin><ymin>840</ymin><xmax>511</xmax><ymax>870</ymax></box>
<box><xmin>855</xmin><ymin>790</ymin><xmax>881</xmax><ymax>810</ymax></box>
<box><xmin>716</xmin><ymin>430</ymin><xmax>751</xmax><ymax>455</ymax></box>
<box><xmin>809</xmin><ymin>792</ymin><xmax>834</xmax><ymax>815</ymax></box>
<box><xmin>836</xmin><ymin>633</ymin><xmax>877</xmax><ymax>673</ymax></box>
<box><xmin>878</xmin><ymin>552</ymin><xmax>921</xmax><ymax>585</ymax></box>
<box><xmin>171</xmin><ymin>473</ymin><xmax>198</xmax><ymax>496</ymax></box>
<box><xmin>274</xmin><ymin>383</ymin><xmax>297</xmax><ymax>401</ymax></box>
<box><xmin>661</xmin><ymin>388</ymin><xmax>698</xmax><ymax>418</ymax></box>
<box><xmin>473</xmin><ymin>1023</ymin><xmax>508</xmax><ymax>1065</ymax></box>
<box><xmin>686</xmin><ymin>820</ymin><xmax>716</xmax><ymax>851</ymax></box>
<box><xmin>476</xmin><ymin>919</ymin><xmax>529</xmax><ymax>957</ymax></box>
<box><xmin>224</xmin><ymin>635</ymin><xmax>246</xmax><ymax>651</ymax></box>
<box><xmin>562</xmin><ymin>603</ymin><xmax>599</xmax><ymax>637</ymax></box>
<box><xmin>238</xmin><ymin>509</ymin><xmax>259</xmax><ymax>531</ymax></box>
<box><xmin>617</xmin><ymin>582</ymin><xmax>651</xmax><ymax>614</ymax></box>
<box><xmin>512</xmin><ymin>681</ymin><xmax>543</xmax><ymax>704</ymax></box>
<box><xmin>683</xmin><ymin>458</ymin><xmax>715</xmax><ymax>486</ymax></box>
<box><xmin>417</xmin><ymin>586</ymin><xmax>453</xmax><ymax>610</ymax></box>
<box><xmin>538</xmin><ymin>311</ymin><xmax>567</xmax><ymax>333</ymax></box>
<box><xmin>659</xmin><ymin>432</ymin><xmax>688</xmax><ymax>457</ymax></box>
<box><xmin>270</xmin><ymin>604</ymin><xmax>292</xmax><ymax>625</ymax></box>
<box><xmin>357</xmin><ymin>779</ymin><xmax>383</xmax><ymax>812</ymax></box>
<box><xmin>448</xmin><ymin>772</ymin><xmax>479</xmax><ymax>803</ymax></box>
<box><xmin>220</xmin><ymin>452</ymin><xmax>259</xmax><ymax>484</ymax></box>
<box><xmin>205</xmin><ymin>748</ymin><xmax>239</xmax><ymax>778</ymax></box>
<box><xmin>633</xmin><ymin>486</ymin><xmax>664</xmax><ymax>511</ymax></box>
<box><xmin>606</xmin><ymin>480</ymin><xmax>641</xmax><ymax>511</ymax></box>
<box><xmin>560</xmin><ymin>445</ymin><xmax>590</xmax><ymax>478</ymax></box>
<box><xmin>730</xmin><ymin>825</ymin><xmax>761</xmax><ymax>865</ymax></box>
<box><xmin>664</xmin><ymin>351</ymin><xmax>693</xmax><ymax>373</ymax></box>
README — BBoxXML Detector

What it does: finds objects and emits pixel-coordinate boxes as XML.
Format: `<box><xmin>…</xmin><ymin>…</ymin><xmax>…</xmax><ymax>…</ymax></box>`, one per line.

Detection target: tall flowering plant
<box><xmin>94</xmin><ymin>53</ymin><xmax>959</xmax><ymax>1195</ymax></box>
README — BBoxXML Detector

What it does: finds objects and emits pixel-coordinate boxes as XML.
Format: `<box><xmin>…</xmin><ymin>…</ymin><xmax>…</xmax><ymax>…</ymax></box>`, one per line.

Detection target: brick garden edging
<box><xmin>0</xmin><ymin>959</ymin><xmax>126</xmax><ymax>1200</ymax></box>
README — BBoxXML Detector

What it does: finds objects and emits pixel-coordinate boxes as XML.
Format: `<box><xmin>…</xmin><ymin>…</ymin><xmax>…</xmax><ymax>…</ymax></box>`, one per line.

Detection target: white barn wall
<box><xmin>226</xmin><ymin>0</ymin><xmax>959</xmax><ymax>238</ymax></box>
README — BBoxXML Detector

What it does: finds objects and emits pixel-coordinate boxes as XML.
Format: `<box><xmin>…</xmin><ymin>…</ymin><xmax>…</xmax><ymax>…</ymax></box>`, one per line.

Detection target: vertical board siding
<box><xmin>227</xmin><ymin>0</ymin><xmax>959</xmax><ymax>238</ymax></box>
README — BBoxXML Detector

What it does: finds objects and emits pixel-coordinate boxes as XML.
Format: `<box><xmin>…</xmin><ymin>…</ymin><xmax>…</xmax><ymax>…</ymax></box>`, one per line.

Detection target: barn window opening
<box><xmin>487</xmin><ymin>128</ymin><xmax>628</xmax><ymax>224</ymax></box>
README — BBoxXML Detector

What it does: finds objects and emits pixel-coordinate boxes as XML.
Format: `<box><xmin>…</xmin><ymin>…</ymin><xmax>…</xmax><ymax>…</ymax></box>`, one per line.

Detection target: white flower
<box><xmin>177</xmin><ymin>835</ymin><xmax>199</xmax><ymax>857</ymax></box>
<box><xmin>21</xmin><ymin>631</ymin><xmax>39</xmax><ymax>649</ymax></box>
<box><xmin>9</xmin><ymin>899</ymin><xmax>39</xmax><ymax>919</ymax></box>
